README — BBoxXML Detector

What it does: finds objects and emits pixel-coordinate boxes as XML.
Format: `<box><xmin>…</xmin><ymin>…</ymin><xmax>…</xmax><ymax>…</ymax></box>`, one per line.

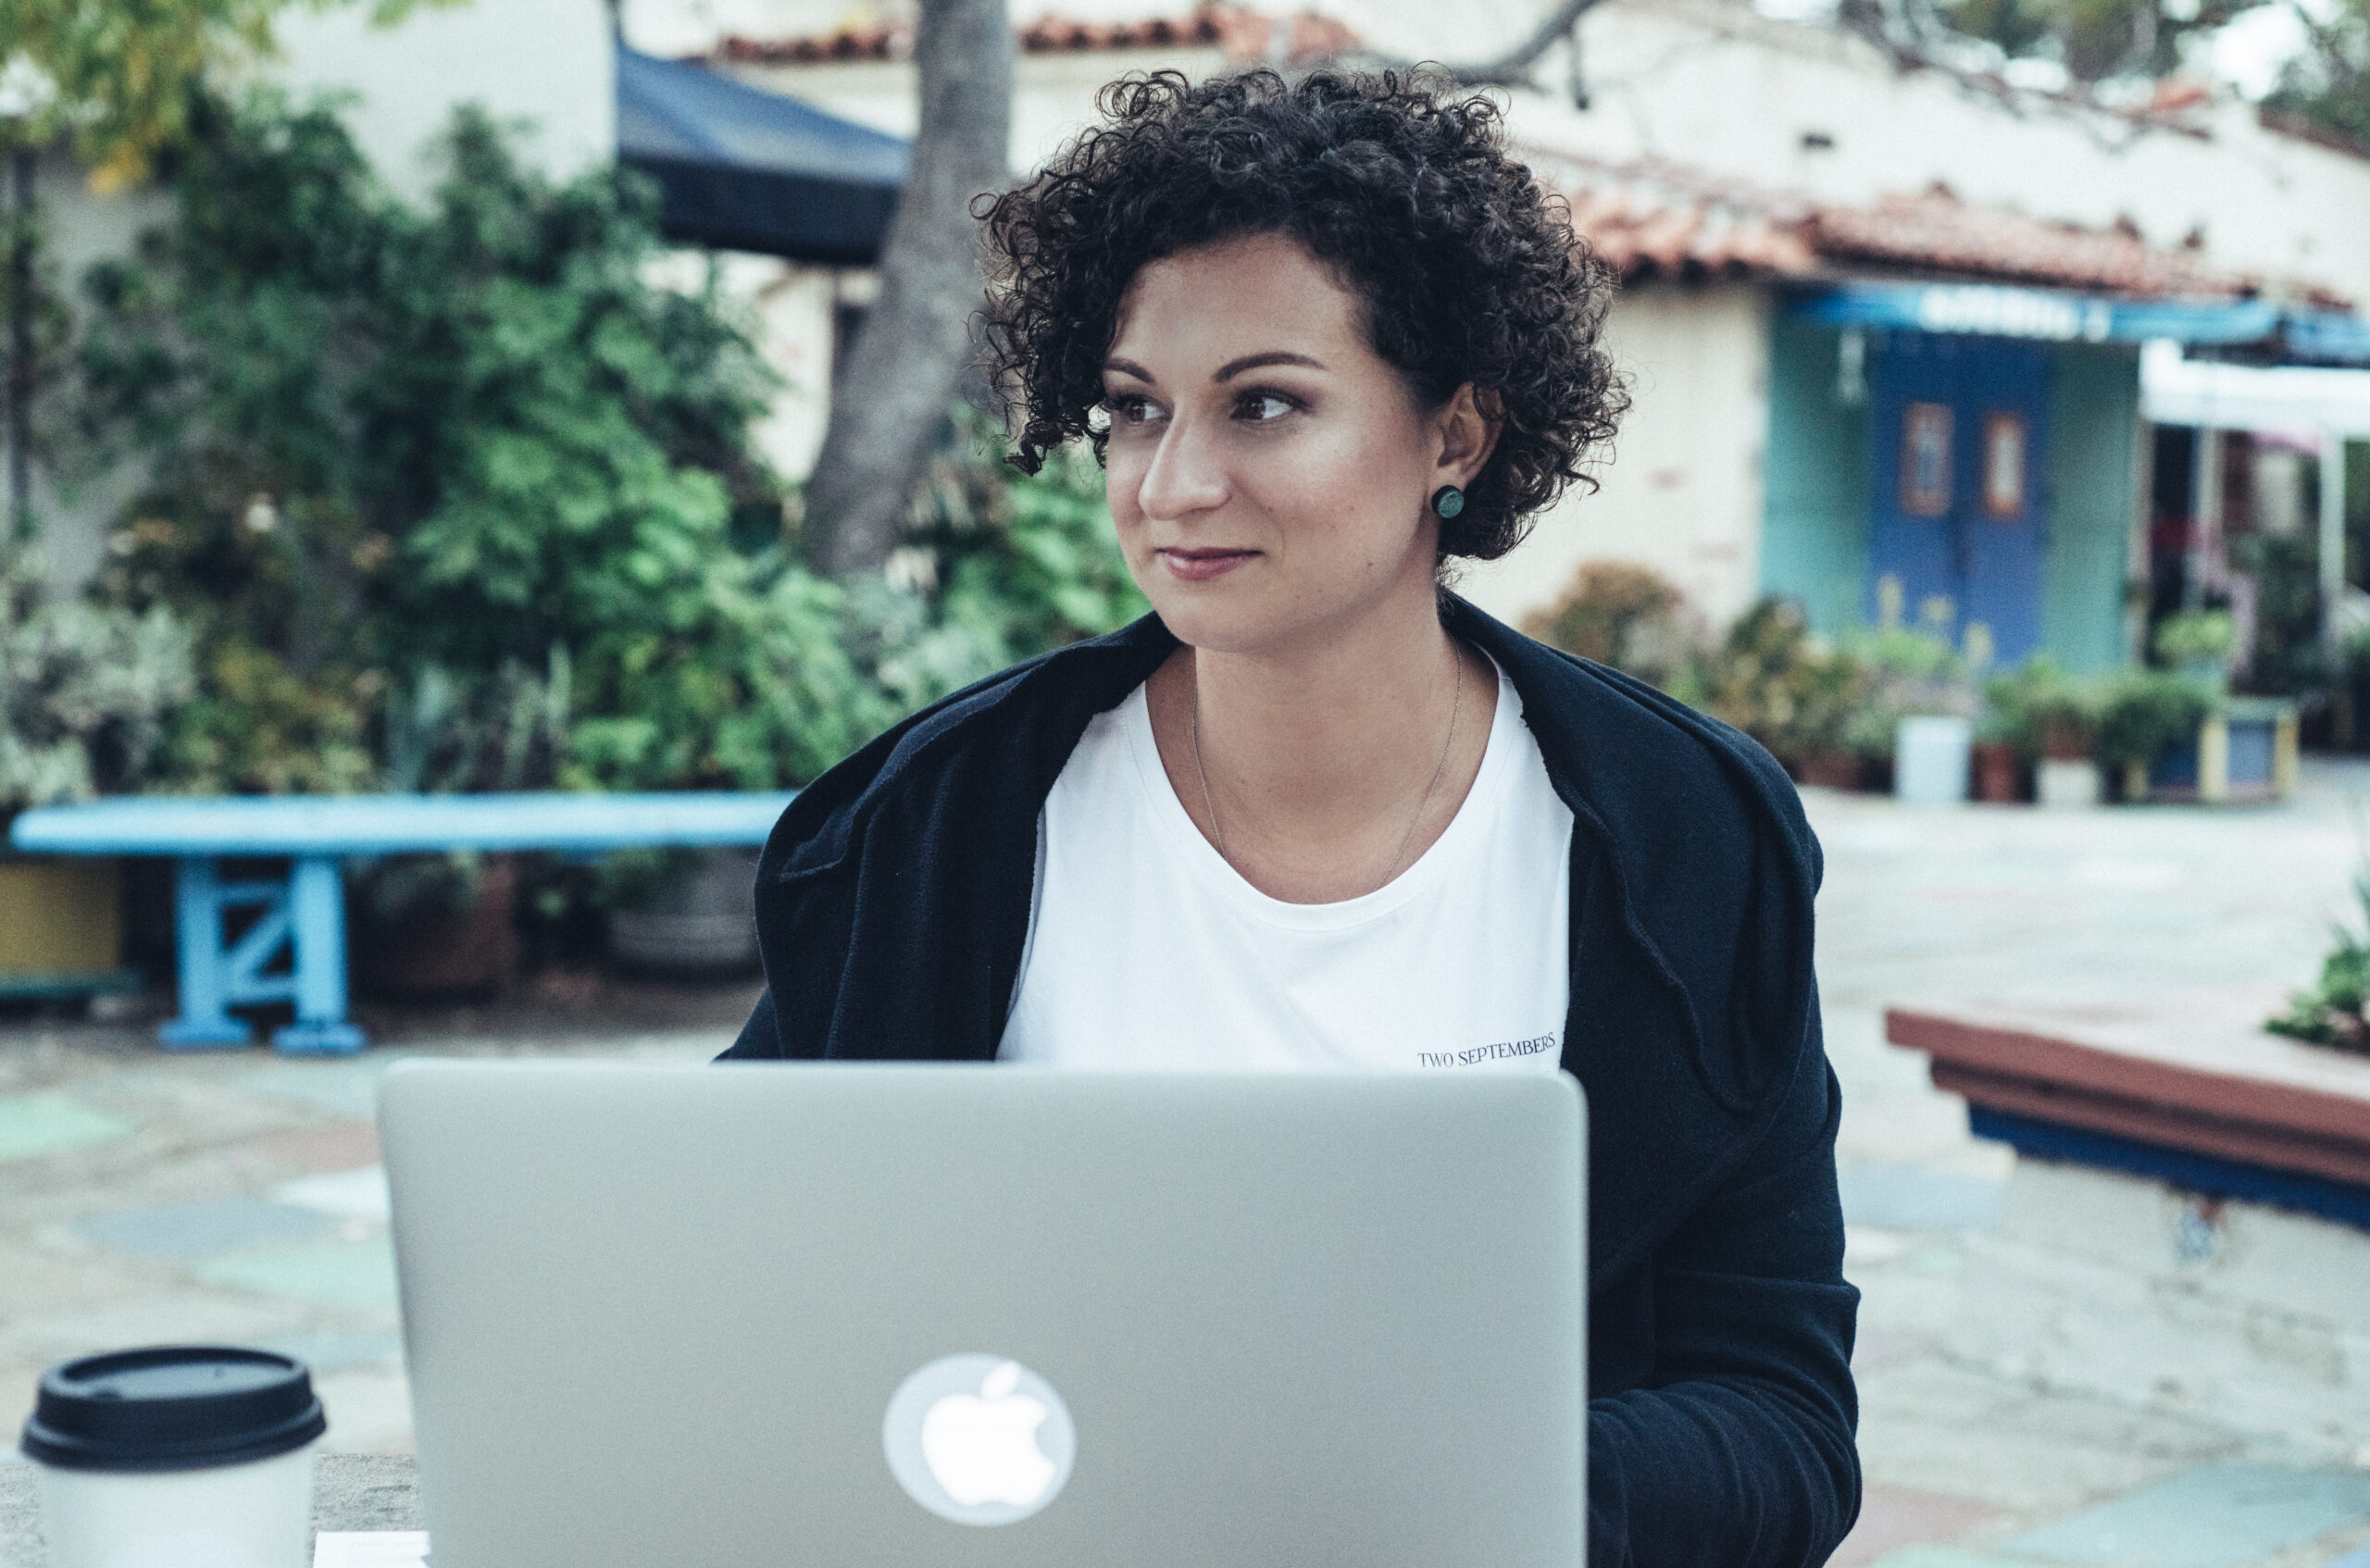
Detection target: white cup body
<box><xmin>38</xmin><ymin>1442</ymin><xmax>314</xmax><ymax>1568</ymax></box>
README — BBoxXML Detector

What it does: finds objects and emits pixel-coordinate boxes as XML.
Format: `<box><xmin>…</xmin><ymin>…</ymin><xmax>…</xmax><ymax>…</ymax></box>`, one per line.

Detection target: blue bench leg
<box><xmin>272</xmin><ymin>856</ymin><xmax>367</xmax><ymax>1057</ymax></box>
<box><xmin>159</xmin><ymin>856</ymin><xmax>256</xmax><ymax>1051</ymax></box>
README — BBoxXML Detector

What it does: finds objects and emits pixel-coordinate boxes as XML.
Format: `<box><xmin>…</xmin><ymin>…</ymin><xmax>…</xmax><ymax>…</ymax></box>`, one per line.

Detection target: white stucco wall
<box><xmin>1509</xmin><ymin>0</ymin><xmax>2370</xmax><ymax>307</ymax></box>
<box><xmin>1457</xmin><ymin>280</ymin><xmax>1773</xmax><ymax>633</ymax></box>
<box><xmin>272</xmin><ymin>0</ymin><xmax>616</xmax><ymax>204</ymax></box>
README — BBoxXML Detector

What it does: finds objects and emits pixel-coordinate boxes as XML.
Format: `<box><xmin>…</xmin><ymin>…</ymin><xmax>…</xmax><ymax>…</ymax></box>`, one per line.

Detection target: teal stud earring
<box><xmin>1430</xmin><ymin>485</ymin><xmax>1466</xmax><ymax>520</ymax></box>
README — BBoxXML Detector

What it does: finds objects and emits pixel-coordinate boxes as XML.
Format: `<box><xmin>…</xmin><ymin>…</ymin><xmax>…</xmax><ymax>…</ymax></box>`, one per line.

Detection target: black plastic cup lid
<box><xmin>19</xmin><ymin>1346</ymin><xmax>326</xmax><ymax>1473</ymax></box>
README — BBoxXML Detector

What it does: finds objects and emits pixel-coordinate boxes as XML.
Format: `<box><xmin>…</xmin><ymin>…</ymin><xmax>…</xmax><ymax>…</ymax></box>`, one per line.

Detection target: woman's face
<box><xmin>1099</xmin><ymin>232</ymin><xmax>1492</xmax><ymax>657</ymax></box>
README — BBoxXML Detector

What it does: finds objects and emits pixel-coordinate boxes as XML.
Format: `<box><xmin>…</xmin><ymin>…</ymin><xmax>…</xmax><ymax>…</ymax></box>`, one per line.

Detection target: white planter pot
<box><xmin>2036</xmin><ymin>758</ymin><xmax>2102</xmax><ymax>809</ymax></box>
<box><xmin>1893</xmin><ymin>716</ymin><xmax>1972</xmax><ymax>806</ymax></box>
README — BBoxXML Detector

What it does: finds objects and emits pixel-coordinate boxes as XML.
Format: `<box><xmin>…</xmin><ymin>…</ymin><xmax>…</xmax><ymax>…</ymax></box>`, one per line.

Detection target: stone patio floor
<box><xmin>2</xmin><ymin>761</ymin><xmax>2368</xmax><ymax>1566</ymax></box>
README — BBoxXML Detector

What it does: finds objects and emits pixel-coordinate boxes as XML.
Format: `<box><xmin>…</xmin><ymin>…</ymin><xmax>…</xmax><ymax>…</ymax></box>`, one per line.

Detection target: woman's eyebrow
<box><xmin>1214</xmin><ymin>351</ymin><xmax>1327</xmax><ymax>381</ymax></box>
<box><xmin>1103</xmin><ymin>350</ymin><xmax>1328</xmax><ymax>384</ymax></box>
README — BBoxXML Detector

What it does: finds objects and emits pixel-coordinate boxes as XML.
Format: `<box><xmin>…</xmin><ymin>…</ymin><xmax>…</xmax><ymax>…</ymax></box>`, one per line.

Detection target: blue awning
<box><xmin>2282</xmin><ymin>309</ymin><xmax>2370</xmax><ymax>365</ymax></box>
<box><xmin>1785</xmin><ymin>280</ymin><xmax>2370</xmax><ymax>367</ymax></box>
<box><xmin>1786</xmin><ymin>281</ymin><xmax>2285</xmax><ymax>347</ymax></box>
<box><xmin>617</xmin><ymin>45</ymin><xmax>909</xmax><ymax>266</ymax></box>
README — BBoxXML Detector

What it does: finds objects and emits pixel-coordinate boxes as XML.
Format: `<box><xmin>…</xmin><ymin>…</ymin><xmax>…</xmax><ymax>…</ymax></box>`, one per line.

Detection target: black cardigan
<box><xmin>723</xmin><ymin>598</ymin><xmax>1862</xmax><ymax>1567</ymax></box>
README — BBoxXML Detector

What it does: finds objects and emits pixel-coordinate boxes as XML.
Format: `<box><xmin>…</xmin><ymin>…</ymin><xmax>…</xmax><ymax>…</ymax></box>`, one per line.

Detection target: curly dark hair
<box><xmin>979</xmin><ymin>68</ymin><xmax>1626</xmax><ymax>562</ymax></box>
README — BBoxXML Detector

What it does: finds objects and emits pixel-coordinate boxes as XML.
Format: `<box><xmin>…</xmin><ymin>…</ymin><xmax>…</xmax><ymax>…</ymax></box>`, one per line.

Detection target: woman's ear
<box><xmin>1436</xmin><ymin>384</ymin><xmax>1504</xmax><ymax>487</ymax></box>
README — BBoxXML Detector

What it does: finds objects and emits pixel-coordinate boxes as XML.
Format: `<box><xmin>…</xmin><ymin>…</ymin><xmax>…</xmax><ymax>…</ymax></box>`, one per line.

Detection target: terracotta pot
<box><xmin>1971</xmin><ymin>741</ymin><xmax>2024</xmax><ymax>804</ymax></box>
<box><xmin>356</xmin><ymin>854</ymin><xmax>518</xmax><ymax>999</ymax></box>
<box><xmin>1792</xmin><ymin>752</ymin><xmax>1868</xmax><ymax>790</ymax></box>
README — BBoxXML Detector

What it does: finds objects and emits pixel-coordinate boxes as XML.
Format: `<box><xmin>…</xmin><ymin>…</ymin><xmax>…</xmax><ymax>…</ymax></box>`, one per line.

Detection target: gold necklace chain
<box><xmin>1190</xmin><ymin>646</ymin><xmax>1466</xmax><ymax>889</ymax></box>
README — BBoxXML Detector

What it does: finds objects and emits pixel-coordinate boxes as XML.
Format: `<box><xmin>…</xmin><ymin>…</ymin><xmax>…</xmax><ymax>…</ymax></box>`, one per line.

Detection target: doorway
<box><xmin>1867</xmin><ymin>333</ymin><xmax>2052</xmax><ymax>665</ymax></box>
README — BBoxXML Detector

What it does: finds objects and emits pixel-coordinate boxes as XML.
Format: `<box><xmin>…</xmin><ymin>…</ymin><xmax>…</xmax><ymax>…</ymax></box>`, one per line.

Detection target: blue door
<box><xmin>1867</xmin><ymin>334</ymin><xmax>2050</xmax><ymax>665</ymax></box>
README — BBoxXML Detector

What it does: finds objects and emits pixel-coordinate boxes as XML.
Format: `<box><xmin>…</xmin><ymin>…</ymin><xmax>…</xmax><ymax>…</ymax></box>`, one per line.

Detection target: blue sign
<box><xmin>1788</xmin><ymin>282</ymin><xmax>2289</xmax><ymax>348</ymax></box>
<box><xmin>2282</xmin><ymin>309</ymin><xmax>2370</xmax><ymax>365</ymax></box>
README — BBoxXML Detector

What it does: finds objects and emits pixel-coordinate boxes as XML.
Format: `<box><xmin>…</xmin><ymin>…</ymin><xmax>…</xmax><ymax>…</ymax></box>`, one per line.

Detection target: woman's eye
<box><xmin>1238</xmin><ymin>393</ymin><xmax>1296</xmax><ymax>422</ymax></box>
<box><xmin>1102</xmin><ymin>394</ymin><xmax>1159</xmax><ymax>426</ymax></box>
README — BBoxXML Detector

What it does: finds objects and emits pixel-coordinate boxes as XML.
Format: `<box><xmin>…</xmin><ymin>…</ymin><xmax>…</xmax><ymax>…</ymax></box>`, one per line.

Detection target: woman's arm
<box><xmin>1588</xmin><ymin>1047</ymin><xmax>1862</xmax><ymax>1568</ymax></box>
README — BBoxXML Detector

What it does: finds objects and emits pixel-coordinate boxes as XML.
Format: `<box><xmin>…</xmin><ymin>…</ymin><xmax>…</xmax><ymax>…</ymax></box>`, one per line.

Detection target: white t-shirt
<box><xmin>997</xmin><ymin>662</ymin><xmax>1574</xmax><ymax>1072</ymax></box>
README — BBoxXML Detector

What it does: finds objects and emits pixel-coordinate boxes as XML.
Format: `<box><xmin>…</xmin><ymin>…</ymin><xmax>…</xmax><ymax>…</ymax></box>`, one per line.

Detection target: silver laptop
<box><xmin>380</xmin><ymin>1061</ymin><xmax>1586</xmax><ymax>1567</ymax></box>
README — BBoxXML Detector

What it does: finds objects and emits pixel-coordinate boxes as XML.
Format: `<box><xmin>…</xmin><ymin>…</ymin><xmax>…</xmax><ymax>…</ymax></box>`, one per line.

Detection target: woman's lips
<box><xmin>1158</xmin><ymin>548</ymin><xmax>1257</xmax><ymax>582</ymax></box>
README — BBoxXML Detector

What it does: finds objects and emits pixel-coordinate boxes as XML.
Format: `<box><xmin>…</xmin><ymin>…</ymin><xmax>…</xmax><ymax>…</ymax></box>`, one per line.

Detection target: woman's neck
<box><xmin>1144</xmin><ymin>585</ymin><xmax>1496</xmax><ymax>904</ymax></box>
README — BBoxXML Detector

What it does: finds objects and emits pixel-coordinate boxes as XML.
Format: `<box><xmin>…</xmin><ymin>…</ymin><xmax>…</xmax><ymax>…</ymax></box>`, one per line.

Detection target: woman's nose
<box><xmin>1134</xmin><ymin>418</ymin><xmax>1229</xmax><ymax>523</ymax></box>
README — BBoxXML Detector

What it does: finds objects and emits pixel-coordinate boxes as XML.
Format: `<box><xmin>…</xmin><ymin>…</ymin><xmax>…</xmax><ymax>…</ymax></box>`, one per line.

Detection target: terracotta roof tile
<box><xmin>690</xmin><ymin>42</ymin><xmax>2305</xmax><ymax>303</ymax></box>
<box><xmin>1522</xmin><ymin>145</ymin><xmax>2253</xmax><ymax>298</ymax></box>
<box><xmin>1805</xmin><ymin>185</ymin><xmax>2241</xmax><ymax>297</ymax></box>
<box><xmin>716</xmin><ymin>5</ymin><xmax>1356</xmax><ymax>68</ymax></box>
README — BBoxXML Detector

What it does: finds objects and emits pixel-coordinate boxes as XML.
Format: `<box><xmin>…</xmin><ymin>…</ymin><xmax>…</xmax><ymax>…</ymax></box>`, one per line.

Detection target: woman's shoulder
<box><xmin>1453</xmin><ymin>599</ymin><xmax>1819</xmax><ymax>894</ymax></box>
<box><xmin>1455</xmin><ymin>600</ymin><xmax>1822</xmax><ymax>1117</ymax></box>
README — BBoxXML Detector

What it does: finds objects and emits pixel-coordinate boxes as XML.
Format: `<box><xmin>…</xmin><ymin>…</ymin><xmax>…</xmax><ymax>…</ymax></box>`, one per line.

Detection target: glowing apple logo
<box><xmin>922</xmin><ymin>1361</ymin><xmax>1056</xmax><ymax>1505</ymax></box>
<box><xmin>883</xmin><ymin>1353</ymin><xmax>1076</xmax><ymax>1526</ymax></box>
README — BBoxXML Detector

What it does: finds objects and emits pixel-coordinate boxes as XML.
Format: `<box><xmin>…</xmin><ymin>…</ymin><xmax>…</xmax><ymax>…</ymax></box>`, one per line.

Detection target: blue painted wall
<box><xmin>1759</xmin><ymin>318</ymin><xmax>2137</xmax><ymax>671</ymax></box>
<box><xmin>2043</xmin><ymin>343</ymin><xmax>2140</xmax><ymax>674</ymax></box>
<box><xmin>1761</xmin><ymin>317</ymin><xmax>1871</xmax><ymax>636</ymax></box>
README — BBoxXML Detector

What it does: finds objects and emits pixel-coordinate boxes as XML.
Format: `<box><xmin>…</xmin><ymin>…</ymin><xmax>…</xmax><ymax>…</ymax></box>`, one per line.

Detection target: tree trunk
<box><xmin>804</xmin><ymin>0</ymin><xmax>1012</xmax><ymax>579</ymax></box>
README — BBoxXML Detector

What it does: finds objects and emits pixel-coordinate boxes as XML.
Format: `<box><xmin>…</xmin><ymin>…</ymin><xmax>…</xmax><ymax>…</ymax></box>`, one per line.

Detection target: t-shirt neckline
<box><xmin>1119</xmin><ymin>658</ymin><xmax>1521</xmax><ymax>932</ymax></box>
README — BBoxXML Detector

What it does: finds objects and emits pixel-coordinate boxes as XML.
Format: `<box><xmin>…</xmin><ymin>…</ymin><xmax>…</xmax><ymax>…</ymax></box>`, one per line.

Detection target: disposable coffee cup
<box><xmin>19</xmin><ymin>1345</ymin><xmax>326</xmax><ymax>1568</ymax></box>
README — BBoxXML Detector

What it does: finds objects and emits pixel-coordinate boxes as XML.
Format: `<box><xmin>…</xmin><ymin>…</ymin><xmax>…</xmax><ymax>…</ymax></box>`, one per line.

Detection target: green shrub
<box><xmin>2267</xmin><ymin>870</ymin><xmax>2370</xmax><ymax>1056</ymax></box>
<box><xmin>2094</xmin><ymin>668</ymin><xmax>2214</xmax><ymax>770</ymax></box>
<box><xmin>917</xmin><ymin>416</ymin><xmax>1149</xmax><ymax>680</ymax></box>
<box><xmin>1686</xmin><ymin>600</ymin><xmax>1872</xmax><ymax>760</ymax></box>
<box><xmin>1982</xmin><ymin>655</ymin><xmax>2099</xmax><ymax>759</ymax></box>
<box><xmin>69</xmin><ymin>94</ymin><xmax>1145</xmax><ymax>799</ymax></box>
<box><xmin>1834</xmin><ymin>626</ymin><xmax>1970</xmax><ymax>759</ymax></box>
<box><xmin>0</xmin><ymin>546</ymin><xmax>195</xmax><ymax>810</ymax></box>
<box><xmin>2151</xmin><ymin>609</ymin><xmax>2238</xmax><ymax>666</ymax></box>
<box><xmin>2227</xmin><ymin>530</ymin><xmax>2332</xmax><ymax>698</ymax></box>
<box><xmin>1520</xmin><ymin>560</ymin><xmax>1692</xmax><ymax>687</ymax></box>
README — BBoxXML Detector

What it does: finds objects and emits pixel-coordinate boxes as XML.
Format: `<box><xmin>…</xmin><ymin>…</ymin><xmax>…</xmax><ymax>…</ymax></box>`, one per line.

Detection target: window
<box><xmin>1902</xmin><ymin>403</ymin><xmax>1952</xmax><ymax>516</ymax></box>
<box><xmin>1982</xmin><ymin>412</ymin><xmax>2027</xmax><ymax>518</ymax></box>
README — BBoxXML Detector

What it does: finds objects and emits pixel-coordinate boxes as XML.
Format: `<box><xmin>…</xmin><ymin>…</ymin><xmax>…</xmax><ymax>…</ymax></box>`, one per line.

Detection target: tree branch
<box><xmin>1452</xmin><ymin>0</ymin><xmax>1615</xmax><ymax>84</ymax></box>
<box><xmin>1353</xmin><ymin>0</ymin><xmax>1612</xmax><ymax>86</ymax></box>
<box><xmin>1830</xmin><ymin>3</ymin><xmax>2178</xmax><ymax>154</ymax></box>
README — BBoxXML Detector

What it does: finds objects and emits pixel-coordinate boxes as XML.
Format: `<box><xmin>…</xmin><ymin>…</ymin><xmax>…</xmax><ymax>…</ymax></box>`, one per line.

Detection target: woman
<box><xmin>727</xmin><ymin>68</ymin><xmax>1859</xmax><ymax>1567</ymax></box>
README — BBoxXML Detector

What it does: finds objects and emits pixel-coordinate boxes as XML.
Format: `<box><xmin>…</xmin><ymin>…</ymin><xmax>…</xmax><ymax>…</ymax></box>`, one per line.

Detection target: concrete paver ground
<box><xmin>0</xmin><ymin>978</ymin><xmax>758</xmax><ymax>1464</ymax></box>
<box><xmin>1814</xmin><ymin>757</ymin><xmax>2370</xmax><ymax>1567</ymax></box>
<box><xmin>2</xmin><ymin>763</ymin><xmax>2368</xmax><ymax>1566</ymax></box>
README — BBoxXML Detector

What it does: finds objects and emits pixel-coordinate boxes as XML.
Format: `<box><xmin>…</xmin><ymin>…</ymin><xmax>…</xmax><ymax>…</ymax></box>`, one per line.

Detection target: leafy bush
<box><xmin>1681</xmin><ymin>600</ymin><xmax>1873</xmax><ymax>761</ymax></box>
<box><xmin>1834</xmin><ymin>626</ymin><xmax>1970</xmax><ymax>759</ymax></box>
<box><xmin>2228</xmin><ymin>530</ymin><xmax>2333</xmax><ymax>698</ymax></box>
<box><xmin>1983</xmin><ymin>655</ymin><xmax>2100</xmax><ymax>760</ymax></box>
<box><xmin>1521</xmin><ymin>560</ymin><xmax>1693</xmax><ymax>687</ymax></box>
<box><xmin>69</xmin><ymin>94</ymin><xmax>1148</xmax><ymax>801</ymax></box>
<box><xmin>2267</xmin><ymin>870</ymin><xmax>2370</xmax><ymax>1057</ymax></box>
<box><xmin>2152</xmin><ymin>609</ymin><xmax>2239</xmax><ymax>667</ymax></box>
<box><xmin>0</xmin><ymin>547</ymin><xmax>195</xmax><ymax>811</ymax></box>
<box><xmin>2094</xmin><ymin>668</ymin><xmax>2214</xmax><ymax>770</ymax></box>
<box><xmin>68</xmin><ymin>93</ymin><xmax>884</xmax><ymax>793</ymax></box>
<box><xmin>901</xmin><ymin>412</ymin><xmax>1149</xmax><ymax>692</ymax></box>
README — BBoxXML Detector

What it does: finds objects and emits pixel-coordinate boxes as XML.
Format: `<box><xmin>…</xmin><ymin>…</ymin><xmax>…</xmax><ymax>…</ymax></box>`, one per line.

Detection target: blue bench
<box><xmin>7</xmin><ymin>792</ymin><xmax>795</xmax><ymax>1056</ymax></box>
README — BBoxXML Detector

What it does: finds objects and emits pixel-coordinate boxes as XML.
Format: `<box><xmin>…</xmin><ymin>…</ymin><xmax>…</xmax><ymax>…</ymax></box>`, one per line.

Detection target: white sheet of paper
<box><xmin>314</xmin><ymin>1531</ymin><xmax>430</xmax><ymax>1567</ymax></box>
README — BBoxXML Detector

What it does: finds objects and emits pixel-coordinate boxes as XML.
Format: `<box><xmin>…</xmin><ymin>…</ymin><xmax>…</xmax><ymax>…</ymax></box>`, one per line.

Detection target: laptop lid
<box><xmin>380</xmin><ymin>1061</ymin><xmax>1586</xmax><ymax>1567</ymax></box>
